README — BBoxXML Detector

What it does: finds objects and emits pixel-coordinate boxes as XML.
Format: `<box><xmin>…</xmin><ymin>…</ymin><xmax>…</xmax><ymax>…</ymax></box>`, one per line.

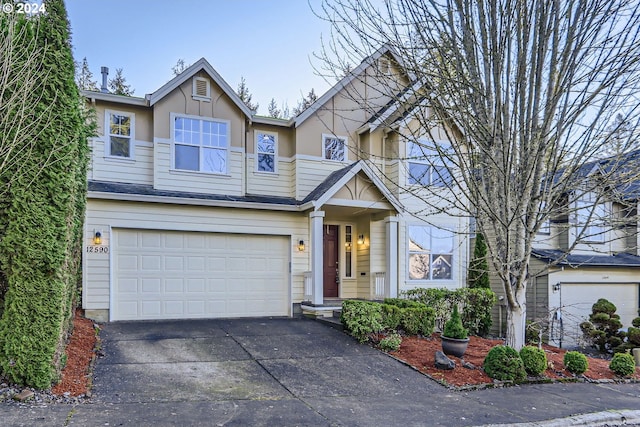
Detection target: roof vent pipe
<box><xmin>100</xmin><ymin>66</ymin><xmax>109</xmax><ymax>93</ymax></box>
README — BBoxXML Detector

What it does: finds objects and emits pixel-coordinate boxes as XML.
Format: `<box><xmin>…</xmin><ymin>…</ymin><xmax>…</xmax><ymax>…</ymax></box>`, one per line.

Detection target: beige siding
<box><xmin>246</xmin><ymin>156</ymin><xmax>294</xmax><ymax>198</ymax></box>
<box><xmin>367</xmin><ymin>219</ymin><xmax>386</xmax><ymax>297</ymax></box>
<box><xmin>295</xmin><ymin>157</ymin><xmax>348</xmax><ymax>200</ymax></box>
<box><xmin>83</xmin><ymin>200</ymin><xmax>309</xmax><ymax>312</ymax></box>
<box><xmin>153</xmin><ymin>142</ymin><xmax>243</xmax><ymax>196</ymax></box>
<box><xmin>89</xmin><ymin>138</ymin><xmax>153</xmax><ymax>185</ymax></box>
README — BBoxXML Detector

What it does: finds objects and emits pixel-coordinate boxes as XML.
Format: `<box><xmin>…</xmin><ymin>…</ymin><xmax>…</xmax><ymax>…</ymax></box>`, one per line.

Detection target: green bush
<box><xmin>383</xmin><ymin>298</ymin><xmax>425</xmax><ymax>309</ymax></box>
<box><xmin>609</xmin><ymin>353</ymin><xmax>636</xmax><ymax>377</ymax></box>
<box><xmin>519</xmin><ymin>346</ymin><xmax>547</xmax><ymax>376</ymax></box>
<box><xmin>379</xmin><ymin>333</ymin><xmax>402</xmax><ymax>352</ymax></box>
<box><xmin>380</xmin><ymin>304</ymin><xmax>402</xmax><ymax>331</ymax></box>
<box><xmin>442</xmin><ymin>305</ymin><xmax>468</xmax><ymax>339</ymax></box>
<box><xmin>580</xmin><ymin>298</ymin><xmax>626</xmax><ymax>353</ymax></box>
<box><xmin>403</xmin><ymin>287</ymin><xmax>496</xmax><ymax>336</ymax></box>
<box><xmin>627</xmin><ymin>327</ymin><xmax>640</xmax><ymax>347</ymax></box>
<box><xmin>401</xmin><ymin>306</ymin><xmax>435</xmax><ymax>336</ymax></box>
<box><xmin>632</xmin><ymin>317</ymin><xmax>640</xmax><ymax>328</ymax></box>
<box><xmin>483</xmin><ymin>346</ymin><xmax>526</xmax><ymax>382</ymax></box>
<box><xmin>340</xmin><ymin>300</ymin><xmax>383</xmax><ymax>343</ymax></box>
<box><xmin>563</xmin><ymin>351</ymin><xmax>588</xmax><ymax>374</ymax></box>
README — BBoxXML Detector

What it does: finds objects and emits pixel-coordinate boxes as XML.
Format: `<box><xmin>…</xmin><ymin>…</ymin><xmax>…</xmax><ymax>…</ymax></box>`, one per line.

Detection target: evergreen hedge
<box><xmin>0</xmin><ymin>0</ymin><xmax>93</xmax><ymax>388</ymax></box>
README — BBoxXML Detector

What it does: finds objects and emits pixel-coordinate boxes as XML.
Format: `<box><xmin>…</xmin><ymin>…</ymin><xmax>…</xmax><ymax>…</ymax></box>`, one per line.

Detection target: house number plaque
<box><xmin>86</xmin><ymin>246</ymin><xmax>109</xmax><ymax>254</ymax></box>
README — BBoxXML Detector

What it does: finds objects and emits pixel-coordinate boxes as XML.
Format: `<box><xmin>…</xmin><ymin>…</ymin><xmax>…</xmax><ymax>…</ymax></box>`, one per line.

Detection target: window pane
<box><xmin>432</xmin><ymin>165</ymin><xmax>452</xmax><ymax>186</ymax></box>
<box><xmin>215</xmin><ymin>123</ymin><xmax>228</xmax><ymax>148</ymax></box>
<box><xmin>431</xmin><ymin>255</ymin><xmax>452</xmax><ymax>279</ymax></box>
<box><xmin>324</xmin><ymin>137</ymin><xmax>345</xmax><ymax>161</ymax></box>
<box><xmin>345</xmin><ymin>252</ymin><xmax>352</xmax><ymax>277</ymax></box>
<box><xmin>202</xmin><ymin>147</ymin><xmax>226</xmax><ymax>173</ymax></box>
<box><xmin>258</xmin><ymin>133</ymin><xmax>275</xmax><ymax>153</ymax></box>
<box><xmin>408</xmin><ymin>162</ymin><xmax>430</xmax><ymax>185</ymax></box>
<box><xmin>110</xmin><ymin>136</ymin><xmax>130</xmax><ymax>157</ymax></box>
<box><xmin>175</xmin><ymin>144</ymin><xmax>199</xmax><ymax>170</ymax></box>
<box><xmin>258</xmin><ymin>153</ymin><xmax>275</xmax><ymax>172</ymax></box>
<box><xmin>408</xmin><ymin>141</ymin><xmax>428</xmax><ymax>159</ymax></box>
<box><xmin>408</xmin><ymin>226</ymin><xmax>430</xmax><ymax>251</ymax></box>
<box><xmin>409</xmin><ymin>254</ymin><xmax>430</xmax><ymax>280</ymax></box>
<box><xmin>431</xmin><ymin>228</ymin><xmax>453</xmax><ymax>253</ymax></box>
<box><xmin>110</xmin><ymin>114</ymin><xmax>130</xmax><ymax>136</ymax></box>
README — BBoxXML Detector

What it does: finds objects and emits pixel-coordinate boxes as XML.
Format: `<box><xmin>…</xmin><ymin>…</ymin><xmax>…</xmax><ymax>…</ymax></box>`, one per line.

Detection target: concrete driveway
<box><xmin>3</xmin><ymin>317</ymin><xmax>640</xmax><ymax>426</ymax></box>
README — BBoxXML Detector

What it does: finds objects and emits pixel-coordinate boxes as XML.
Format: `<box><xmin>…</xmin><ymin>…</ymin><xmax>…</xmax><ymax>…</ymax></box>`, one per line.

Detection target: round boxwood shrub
<box><xmin>519</xmin><ymin>346</ymin><xmax>547</xmax><ymax>376</ymax></box>
<box><xmin>483</xmin><ymin>345</ymin><xmax>526</xmax><ymax>382</ymax></box>
<box><xmin>563</xmin><ymin>351</ymin><xmax>589</xmax><ymax>374</ymax></box>
<box><xmin>609</xmin><ymin>353</ymin><xmax>636</xmax><ymax>377</ymax></box>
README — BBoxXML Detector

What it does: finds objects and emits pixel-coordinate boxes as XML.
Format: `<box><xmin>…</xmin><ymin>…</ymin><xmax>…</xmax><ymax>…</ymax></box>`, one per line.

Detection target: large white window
<box><xmin>256</xmin><ymin>132</ymin><xmax>277</xmax><ymax>173</ymax></box>
<box><xmin>106</xmin><ymin>110</ymin><xmax>134</xmax><ymax>158</ymax></box>
<box><xmin>323</xmin><ymin>134</ymin><xmax>347</xmax><ymax>161</ymax></box>
<box><xmin>575</xmin><ymin>193</ymin><xmax>606</xmax><ymax>242</ymax></box>
<box><xmin>173</xmin><ymin>116</ymin><xmax>228</xmax><ymax>174</ymax></box>
<box><xmin>408</xmin><ymin>225</ymin><xmax>454</xmax><ymax>280</ymax></box>
<box><xmin>407</xmin><ymin>140</ymin><xmax>452</xmax><ymax>186</ymax></box>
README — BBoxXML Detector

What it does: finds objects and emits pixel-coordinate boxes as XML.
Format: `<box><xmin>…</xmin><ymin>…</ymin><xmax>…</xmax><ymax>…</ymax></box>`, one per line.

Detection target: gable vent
<box><xmin>192</xmin><ymin>77</ymin><xmax>211</xmax><ymax>100</ymax></box>
<box><xmin>378</xmin><ymin>58</ymin><xmax>390</xmax><ymax>75</ymax></box>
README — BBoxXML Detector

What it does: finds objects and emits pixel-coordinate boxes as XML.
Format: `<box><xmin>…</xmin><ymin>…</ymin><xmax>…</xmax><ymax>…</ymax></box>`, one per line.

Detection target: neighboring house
<box><xmin>491</xmin><ymin>152</ymin><xmax>640</xmax><ymax>347</ymax></box>
<box><xmin>81</xmin><ymin>49</ymin><xmax>470</xmax><ymax>322</ymax></box>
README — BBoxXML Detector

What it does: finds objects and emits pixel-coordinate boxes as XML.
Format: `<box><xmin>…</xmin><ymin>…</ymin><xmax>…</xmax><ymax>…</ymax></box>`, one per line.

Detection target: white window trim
<box><xmin>407</xmin><ymin>224</ymin><xmax>455</xmax><ymax>282</ymax></box>
<box><xmin>255</xmin><ymin>131</ymin><xmax>278</xmax><ymax>174</ymax></box>
<box><xmin>574</xmin><ymin>195</ymin><xmax>607</xmax><ymax>243</ymax></box>
<box><xmin>104</xmin><ymin>109</ymin><xmax>135</xmax><ymax>160</ymax></box>
<box><xmin>341</xmin><ymin>224</ymin><xmax>356</xmax><ymax>280</ymax></box>
<box><xmin>322</xmin><ymin>133</ymin><xmax>348</xmax><ymax>162</ymax></box>
<box><xmin>192</xmin><ymin>77</ymin><xmax>211</xmax><ymax>102</ymax></box>
<box><xmin>406</xmin><ymin>139</ymin><xmax>451</xmax><ymax>187</ymax></box>
<box><xmin>170</xmin><ymin>112</ymin><xmax>230</xmax><ymax>175</ymax></box>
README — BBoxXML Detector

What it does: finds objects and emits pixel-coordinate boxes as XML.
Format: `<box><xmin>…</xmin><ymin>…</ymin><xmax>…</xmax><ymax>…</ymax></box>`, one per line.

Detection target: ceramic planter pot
<box><xmin>441</xmin><ymin>335</ymin><xmax>470</xmax><ymax>358</ymax></box>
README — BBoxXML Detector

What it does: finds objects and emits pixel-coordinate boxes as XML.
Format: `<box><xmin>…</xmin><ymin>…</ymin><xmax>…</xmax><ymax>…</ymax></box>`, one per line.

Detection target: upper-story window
<box><xmin>323</xmin><ymin>134</ymin><xmax>347</xmax><ymax>162</ymax></box>
<box><xmin>256</xmin><ymin>132</ymin><xmax>277</xmax><ymax>173</ymax></box>
<box><xmin>106</xmin><ymin>110</ymin><xmax>134</xmax><ymax>158</ymax></box>
<box><xmin>575</xmin><ymin>193</ymin><xmax>606</xmax><ymax>242</ymax></box>
<box><xmin>407</xmin><ymin>140</ymin><xmax>452</xmax><ymax>186</ymax></box>
<box><xmin>408</xmin><ymin>225</ymin><xmax>454</xmax><ymax>280</ymax></box>
<box><xmin>173</xmin><ymin>115</ymin><xmax>228</xmax><ymax>174</ymax></box>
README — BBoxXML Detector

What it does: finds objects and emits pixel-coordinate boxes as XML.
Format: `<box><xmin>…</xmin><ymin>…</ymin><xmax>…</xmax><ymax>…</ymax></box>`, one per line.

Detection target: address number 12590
<box><xmin>86</xmin><ymin>246</ymin><xmax>109</xmax><ymax>254</ymax></box>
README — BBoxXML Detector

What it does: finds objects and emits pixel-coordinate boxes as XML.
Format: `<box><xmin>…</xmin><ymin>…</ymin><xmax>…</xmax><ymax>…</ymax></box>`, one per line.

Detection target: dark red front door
<box><xmin>323</xmin><ymin>224</ymin><xmax>339</xmax><ymax>297</ymax></box>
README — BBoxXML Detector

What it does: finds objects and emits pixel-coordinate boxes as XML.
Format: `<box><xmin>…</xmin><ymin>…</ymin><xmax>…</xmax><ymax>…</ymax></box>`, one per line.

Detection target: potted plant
<box><xmin>441</xmin><ymin>304</ymin><xmax>469</xmax><ymax>357</ymax></box>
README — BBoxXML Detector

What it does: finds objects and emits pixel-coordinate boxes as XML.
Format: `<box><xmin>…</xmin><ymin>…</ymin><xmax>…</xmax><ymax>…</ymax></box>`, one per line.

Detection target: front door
<box><xmin>323</xmin><ymin>224</ymin><xmax>339</xmax><ymax>297</ymax></box>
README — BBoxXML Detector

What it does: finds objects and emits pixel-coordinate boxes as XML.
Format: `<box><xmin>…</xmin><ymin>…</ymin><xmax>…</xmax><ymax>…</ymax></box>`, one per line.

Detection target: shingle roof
<box><xmin>88</xmin><ymin>181</ymin><xmax>298</xmax><ymax>206</ymax></box>
<box><xmin>532</xmin><ymin>248</ymin><xmax>640</xmax><ymax>267</ymax></box>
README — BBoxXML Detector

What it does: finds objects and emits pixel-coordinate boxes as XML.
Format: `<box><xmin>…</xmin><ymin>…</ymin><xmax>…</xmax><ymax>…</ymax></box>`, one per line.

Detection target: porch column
<box><xmin>310</xmin><ymin>211</ymin><xmax>325</xmax><ymax>305</ymax></box>
<box><xmin>385</xmin><ymin>215</ymin><xmax>399</xmax><ymax>298</ymax></box>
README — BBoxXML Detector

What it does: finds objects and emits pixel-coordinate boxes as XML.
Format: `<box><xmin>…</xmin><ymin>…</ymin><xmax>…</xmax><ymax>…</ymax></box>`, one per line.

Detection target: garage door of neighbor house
<box><xmin>560</xmin><ymin>283</ymin><xmax>639</xmax><ymax>340</ymax></box>
<box><xmin>111</xmin><ymin>229</ymin><xmax>290</xmax><ymax>321</ymax></box>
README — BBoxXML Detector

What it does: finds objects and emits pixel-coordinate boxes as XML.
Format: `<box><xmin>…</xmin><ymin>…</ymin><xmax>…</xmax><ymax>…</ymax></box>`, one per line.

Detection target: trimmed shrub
<box><xmin>483</xmin><ymin>345</ymin><xmax>526</xmax><ymax>382</ymax></box>
<box><xmin>383</xmin><ymin>298</ymin><xmax>425</xmax><ymax>309</ymax></box>
<box><xmin>442</xmin><ymin>305</ymin><xmax>468</xmax><ymax>339</ymax></box>
<box><xmin>340</xmin><ymin>300</ymin><xmax>383</xmax><ymax>343</ymax></box>
<box><xmin>401</xmin><ymin>306</ymin><xmax>435</xmax><ymax>336</ymax></box>
<box><xmin>632</xmin><ymin>317</ymin><xmax>640</xmax><ymax>328</ymax></box>
<box><xmin>563</xmin><ymin>351</ymin><xmax>588</xmax><ymax>374</ymax></box>
<box><xmin>580</xmin><ymin>298</ymin><xmax>626</xmax><ymax>353</ymax></box>
<box><xmin>380</xmin><ymin>304</ymin><xmax>402</xmax><ymax>331</ymax></box>
<box><xmin>379</xmin><ymin>333</ymin><xmax>402</xmax><ymax>352</ymax></box>
<box><xmin>609</xmin><ymin>353</ymin><xmax>636</xmax><ymax>377</ymax></box>
<box><xmin>519</xmin><ymin>346</ymin><xmax>547</xmax><ymax>376</ymax></box>
<box><xmin>627</xmin><ymin>327</ymin><xmax>640</xmax><ymax>347</ymax></box>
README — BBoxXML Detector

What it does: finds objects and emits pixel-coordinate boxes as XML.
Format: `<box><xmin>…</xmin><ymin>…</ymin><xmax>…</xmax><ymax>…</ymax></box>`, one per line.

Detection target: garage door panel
<box><xmin>113</xmin><ymin>229</ymin><xmax>290</xmax><ymax>321</ymax></box>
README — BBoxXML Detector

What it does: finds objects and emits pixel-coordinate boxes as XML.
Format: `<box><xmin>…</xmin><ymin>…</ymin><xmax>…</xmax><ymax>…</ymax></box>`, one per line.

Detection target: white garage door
<box><xmin>112</xmin><ymin>229</ymin><xmax>290</xmax><ymax>321</ymax></box>
<box><xmin>560</xmin><ymin>283</ymin><xmax>639</xmax><ymax>344</ymax></box>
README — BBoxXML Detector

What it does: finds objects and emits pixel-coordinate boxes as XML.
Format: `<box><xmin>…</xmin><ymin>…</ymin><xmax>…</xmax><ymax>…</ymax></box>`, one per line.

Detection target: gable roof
<box><xmin>301</xmin><ymin>160</ymin><xmax>403</xmax><ymax>212</ymax></box>
<box><xmin>146</xmin><ymin>58</ymin><xmax>254</xmax><ymax>117</ymax></box>
<box><xmin>294</xmin><ymin>45</ymin><xmax>410</xmax><ymax>127</ymax></box>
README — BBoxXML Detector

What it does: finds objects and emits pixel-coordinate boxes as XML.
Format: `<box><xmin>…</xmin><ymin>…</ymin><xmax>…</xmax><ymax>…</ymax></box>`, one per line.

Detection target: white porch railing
<box><xmin>374</xmin><ymin>272</ymin><xmax>386</xmax><ymax>299</ymax></box>
<box><xmin>303</xmin><ymin>271</ymin><xmax>313</xmax><ymax>301</ymax></box>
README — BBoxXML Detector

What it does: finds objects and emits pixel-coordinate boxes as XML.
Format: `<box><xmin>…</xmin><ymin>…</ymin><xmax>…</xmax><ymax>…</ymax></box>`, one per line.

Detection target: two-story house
<box><xmin>81</xmin><ymin>48</ymin><xmax>470</xmax><ymax>322</ymax></box>
<box><xmin>492</xmin><ymin>153</ymin><xmax>640</xmax><ymax>347</ymax></box>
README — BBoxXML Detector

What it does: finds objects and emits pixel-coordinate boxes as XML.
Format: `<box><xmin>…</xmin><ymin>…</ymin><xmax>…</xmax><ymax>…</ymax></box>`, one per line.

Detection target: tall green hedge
<box><xmin>0</xmin><ymin>0</ymin><xmax>92</xmax><ymax>388</ymax></box>
<box><xmin>402</xmin><ymin>287</ymin><xmax>496</xmax><ymax>336</ymax></box>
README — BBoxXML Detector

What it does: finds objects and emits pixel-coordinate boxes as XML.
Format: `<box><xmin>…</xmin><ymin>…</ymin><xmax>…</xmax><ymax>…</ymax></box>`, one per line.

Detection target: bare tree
<box><xmin>267</xmin><ymin>98</ymin><xmax>281</xmax><ymax>118</ymax></box>
<box><xmin>318</xmin><ymin>0</ymin><xmax>640</xmax><ymax>348</ymax></box>
<box><xmin>292</xmin><ymin>88</ymin><xmax>318</xmax><ymax>116</ymax></box>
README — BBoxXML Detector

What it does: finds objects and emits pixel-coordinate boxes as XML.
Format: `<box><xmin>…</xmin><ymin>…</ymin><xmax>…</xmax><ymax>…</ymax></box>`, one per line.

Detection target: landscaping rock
<box><xmin>462</xmin><ymin>360</ymin><xmax>476</xmax><ymax>370</ymax></box>
<box><xmin>13</xmin><ymin>389</ymin><xmax>34</xmax><ymax>402</ymax></box>
<box><xmin>435</xmin><ymin>351</ymin><xmax>455</xmax><ymax>370</ymax></box>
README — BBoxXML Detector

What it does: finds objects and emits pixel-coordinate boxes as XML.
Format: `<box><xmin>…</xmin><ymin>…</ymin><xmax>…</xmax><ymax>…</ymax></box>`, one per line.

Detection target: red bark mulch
<box><xmin>390</xmin><ymin>334</ymin><xmax>640</xmax><ymax>388</ymax></box>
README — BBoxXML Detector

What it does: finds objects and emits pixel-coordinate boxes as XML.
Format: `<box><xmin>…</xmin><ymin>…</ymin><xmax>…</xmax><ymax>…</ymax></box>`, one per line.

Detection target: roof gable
<box><xmin>147</xmin><ymin>58</ymin><xmax>253</xmax><ymax>117</ymax></box>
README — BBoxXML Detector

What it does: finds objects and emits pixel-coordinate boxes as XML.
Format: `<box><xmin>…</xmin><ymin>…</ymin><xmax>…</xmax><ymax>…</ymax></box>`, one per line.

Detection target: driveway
<box><xmin>3</xmin><ymin>317</ymin><xmax>640</xmax><ymax>426</ymax></box>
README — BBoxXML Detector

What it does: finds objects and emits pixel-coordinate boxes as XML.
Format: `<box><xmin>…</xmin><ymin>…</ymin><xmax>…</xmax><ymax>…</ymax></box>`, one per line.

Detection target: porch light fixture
<box><xmin>298</xmin><ymin>240</ymin><xmax>305</xmax><ymax>251</ymax></box>
<box><xmin>357</xmin><ymin>234</ymin><xmax>365</xmax><ymax>245</ymax></box>
<box><xmin>93</xmin><ymin>230</ymin><xmax>102</xmax><ymax>245</ymax></box>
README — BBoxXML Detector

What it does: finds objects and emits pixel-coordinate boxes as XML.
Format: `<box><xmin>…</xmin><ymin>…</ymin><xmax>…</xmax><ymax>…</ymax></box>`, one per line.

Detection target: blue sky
<box><xmin>66</xmin><ymin>0</ymin><xmax>334</xmax><ymax>115</ymax></box>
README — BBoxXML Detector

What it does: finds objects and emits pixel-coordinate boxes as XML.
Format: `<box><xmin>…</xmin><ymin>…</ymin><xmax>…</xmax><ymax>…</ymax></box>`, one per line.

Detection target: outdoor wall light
<box><xmin>93</xmin><ymin>230</ymin><xmax>102</xmax><ymax>245</ymax></box>
<box><xmin>298</xmin><ymin>240</ymin><xmax>305</xmax><ymax>251</ymax></box>
<box><xmin>357</xmin><ymin>234</ymin><xmax>365</xmax><ymax>245</ymax></box>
